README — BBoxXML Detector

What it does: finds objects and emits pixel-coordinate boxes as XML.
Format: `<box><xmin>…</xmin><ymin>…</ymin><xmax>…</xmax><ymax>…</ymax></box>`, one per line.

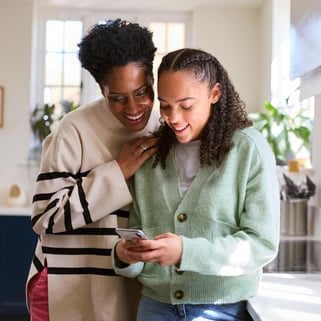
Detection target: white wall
<box><xmin>270</xmin><ymin>0</ymin><xmax>292</xmax><ymax>106</ymax></box>
<box><xmin>300</xmin><ymin>69</ymin><xmax>321</xmax><ymax>203</ymax></box>
<box><xmin>302</xmin><ymin>77</ymin><xmax>321</xmax><ymax>204</ymax></box>
<box><xmin>0</xmin><ymin>2</ymin><xmax>34</xmax><ymax>204</ymax></box>
<box><xmin>311</xmin><ymin>94</ymin><xmax>321</xmax><ymax>203</ymax></box>
<box><xmin>193</xmin><ymin>6</ymin><xmax>261</xmax><ymax>113</ymax></box>
<box><xmin>259</xmin><ymin>0</ymin><xmax>273</xmax><ymax>106</ymax></box>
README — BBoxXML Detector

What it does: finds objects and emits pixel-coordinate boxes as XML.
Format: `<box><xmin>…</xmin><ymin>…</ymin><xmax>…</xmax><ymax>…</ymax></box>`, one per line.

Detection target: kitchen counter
<box><xmin>248</xmin><ymin>273</ymin><xmax>321</xmax><ymax>321</ymax></box>
<box><xmin>0</xmin><ymin>205</ymin><xmax>31</xmax><ymax>216</ymax></box>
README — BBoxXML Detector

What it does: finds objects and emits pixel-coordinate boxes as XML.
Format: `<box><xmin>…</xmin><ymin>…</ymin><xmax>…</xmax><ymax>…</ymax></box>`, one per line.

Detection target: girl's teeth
<box><xmin>174</xmin><ymin>125</ymin><xmax>188</xmax><ymax>131</ymax></box>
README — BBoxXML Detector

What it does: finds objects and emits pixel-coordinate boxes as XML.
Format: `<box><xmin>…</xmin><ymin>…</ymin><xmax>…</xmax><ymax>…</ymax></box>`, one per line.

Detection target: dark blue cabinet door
<box><xmin>0</xmin><ymin>215</ymin><xmax>37</xmax><ymax>315</ymax></box>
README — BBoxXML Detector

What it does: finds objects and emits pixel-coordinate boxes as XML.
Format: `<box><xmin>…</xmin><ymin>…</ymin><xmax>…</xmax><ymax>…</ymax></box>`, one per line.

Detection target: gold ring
<box><xmin>140</xmin><ymin>144</ymin><xmax>147</xmax><ymax>151</ymax></box>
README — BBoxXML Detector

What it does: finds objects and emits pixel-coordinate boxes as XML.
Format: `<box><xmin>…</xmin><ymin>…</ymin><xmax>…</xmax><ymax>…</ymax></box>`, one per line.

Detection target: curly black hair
<box><xmin>78</xmin><ymin>19</ymin><xmax>157</xmax><ymax>85</ymax></box>
<box><xmin>153</xmin><ymin>48</ymin><xmax>253</xmax><ymax>169</ymax></box>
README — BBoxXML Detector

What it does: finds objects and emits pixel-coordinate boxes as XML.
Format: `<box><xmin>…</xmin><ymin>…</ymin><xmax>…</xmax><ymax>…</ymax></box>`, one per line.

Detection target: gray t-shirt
<box><xmin>175</xmin><ymin>140</ymin><xmax>201</xmax><ymax>196</ymax></box>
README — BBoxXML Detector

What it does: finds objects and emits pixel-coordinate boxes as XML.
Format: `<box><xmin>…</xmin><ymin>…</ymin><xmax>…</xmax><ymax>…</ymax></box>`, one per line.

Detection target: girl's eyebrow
<box><xmin>158</xmin><ymin>96</ymin><xmax>195</xmax><ymax>103</ymax></box>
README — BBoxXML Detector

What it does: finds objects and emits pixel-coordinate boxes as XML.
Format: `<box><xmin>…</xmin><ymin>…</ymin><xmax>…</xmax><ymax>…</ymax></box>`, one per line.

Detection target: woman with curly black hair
<box><xmin>26</xmin><ymin>19</ymin><xmax>159</xmax><ymax>321</ymax></box>
<box><xmin>114</xmin><ymin>48</ymin><xmax>280</xmax><ymax>321</ymax></box>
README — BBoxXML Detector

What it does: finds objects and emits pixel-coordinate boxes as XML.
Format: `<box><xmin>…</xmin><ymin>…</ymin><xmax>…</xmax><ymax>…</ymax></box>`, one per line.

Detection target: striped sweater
<box><xmin>26</xmin><ymin>98</ymin><xmax>160</xmax><ymax>321</ymax></box>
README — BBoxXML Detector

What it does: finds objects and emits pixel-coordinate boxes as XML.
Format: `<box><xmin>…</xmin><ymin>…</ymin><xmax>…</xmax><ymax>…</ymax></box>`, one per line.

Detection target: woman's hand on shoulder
<box><xmin>116</xmin><ymin>136</ymin><xmax>159</xmax><ymax>180</ymax></box>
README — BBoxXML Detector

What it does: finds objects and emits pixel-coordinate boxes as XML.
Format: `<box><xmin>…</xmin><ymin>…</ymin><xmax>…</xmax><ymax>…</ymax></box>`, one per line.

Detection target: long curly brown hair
<box><xmin>153</xmin><ymin>48</ymin><xmax>253</xmax><ymax>169</ymax></box>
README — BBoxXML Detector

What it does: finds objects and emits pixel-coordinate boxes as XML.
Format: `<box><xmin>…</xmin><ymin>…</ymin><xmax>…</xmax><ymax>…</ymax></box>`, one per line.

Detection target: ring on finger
<box><xmin>140</xmin><ymin>144</ymin><xmax>147</xmax><ymax>151</ymax></box>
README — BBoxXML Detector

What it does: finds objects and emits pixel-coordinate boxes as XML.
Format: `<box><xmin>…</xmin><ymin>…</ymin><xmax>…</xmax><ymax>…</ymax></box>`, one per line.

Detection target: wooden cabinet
<box><xmin>0</xmin><ymin>214</ymin><xmax>37</xmax><ymax>320</ymax></box>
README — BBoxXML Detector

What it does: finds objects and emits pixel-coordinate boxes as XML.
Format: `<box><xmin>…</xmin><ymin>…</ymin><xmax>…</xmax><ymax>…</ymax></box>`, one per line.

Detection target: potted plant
<box><xmin>248</xmin><ymin>94</ymin><xmax>312</xmax><ymax>165</ymax></box>
<box><xmin>29</xmin><ymin>100</ymin><xmax>79</xmax><ymax>161</ymax></box>
<box><xmin>30</xmin><ymin>100</ymin><xmax>79</xmax><ymax>144</ymax></box>
<box><xmin>30</xmin><ymin>103</ymin><xmax>56</xmax><ymax>144</ymax></box>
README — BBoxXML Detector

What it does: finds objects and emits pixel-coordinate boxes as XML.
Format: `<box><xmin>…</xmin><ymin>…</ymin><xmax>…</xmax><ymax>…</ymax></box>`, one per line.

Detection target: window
<box><xmin>44</xmin><ymin>20</ymin><xmax>83</xmax><ymax>107</ymax></box>
<box><xmin>35</xmin><ymin>9</ymin><xmax>192</xmax><ymax>108</ymax></box>
<box><xmin>149</xmin><ymin>22</ymin><xmax>186</xmax><ymax>92</ymax></box>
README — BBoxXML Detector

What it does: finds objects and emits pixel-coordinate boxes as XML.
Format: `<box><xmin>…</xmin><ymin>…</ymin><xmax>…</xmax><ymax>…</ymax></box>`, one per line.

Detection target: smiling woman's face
<box><xmin>158</xmin><ymin>70</ymin><xmax>221</xmax><ymax>143</ymax></box>
<box><xmin>101</xmin><ymin>62</ymin><xmax>154</xmax><ymax>132</ymax></box>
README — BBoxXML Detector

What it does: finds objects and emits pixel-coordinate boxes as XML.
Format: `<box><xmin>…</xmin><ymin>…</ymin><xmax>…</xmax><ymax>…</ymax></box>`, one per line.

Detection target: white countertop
<box><xmin>0</xmin><ymin>205</ymin><xmax>31</xmax><ymax>216</ymax></box>
<box><xmin>248</xmin><ymin>273</ymin><xmax>321</xmax><ymax>321</ymax></box>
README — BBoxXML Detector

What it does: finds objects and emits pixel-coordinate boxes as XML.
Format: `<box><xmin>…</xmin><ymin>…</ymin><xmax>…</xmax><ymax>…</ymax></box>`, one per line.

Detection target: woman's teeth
<box><xmin>126</xmin><ymin>111</ymin><xmax>144</xmax><ymax>121</ymax></box>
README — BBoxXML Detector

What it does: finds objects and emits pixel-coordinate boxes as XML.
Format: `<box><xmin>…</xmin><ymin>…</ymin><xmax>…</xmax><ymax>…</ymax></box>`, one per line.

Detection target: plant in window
<box><xmin>30</xmin><ymin>103</ymin><xmax>56</xmax><ymax>143</ymax></box>
<box><xmin>30</xmin><ymin>100</ymin><xmax>79</xmax><ymax>143</ymax></box>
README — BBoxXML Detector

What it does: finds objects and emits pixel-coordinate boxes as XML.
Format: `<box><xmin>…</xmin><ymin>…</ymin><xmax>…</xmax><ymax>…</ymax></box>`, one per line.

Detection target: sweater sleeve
<box><xmin>111</xmin><ymin>240</ymin><xmax>145</xmax><ymax>278</ymax></box>
<box><xmin>31</xmin><ymin>120</ymin><xmax>132</xmax><ymax>235</ymax></box>
<box><xmin>111</xmin><ymin>177</ymin><xmax>147</xmax><ymax>278</ymax></box>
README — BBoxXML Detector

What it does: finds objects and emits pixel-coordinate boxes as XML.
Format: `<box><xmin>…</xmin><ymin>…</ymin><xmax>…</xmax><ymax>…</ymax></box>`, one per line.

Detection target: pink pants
<box><xmin>27</xmin><ymin>267</ymin><xmax>50</xmax><ymax>321</ymax></box>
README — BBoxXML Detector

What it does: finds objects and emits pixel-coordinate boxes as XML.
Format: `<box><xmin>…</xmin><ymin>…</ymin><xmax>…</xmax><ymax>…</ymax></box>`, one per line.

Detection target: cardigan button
<box><xmin>174</xmin><ymin>290</ymin><xmax>184</xmax><ymax>300</ymax></box>
<box><xmin>177</xmin><ymin>213</ymin><xmax>187</xmax><ymax>222</ymax></box>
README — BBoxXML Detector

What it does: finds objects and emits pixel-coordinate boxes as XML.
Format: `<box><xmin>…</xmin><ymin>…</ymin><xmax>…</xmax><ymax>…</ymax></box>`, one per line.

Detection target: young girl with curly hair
<box><xmin>114</xmin><ymin>48</ymin><xmax>280</xmax><ymax>321</ymax></box>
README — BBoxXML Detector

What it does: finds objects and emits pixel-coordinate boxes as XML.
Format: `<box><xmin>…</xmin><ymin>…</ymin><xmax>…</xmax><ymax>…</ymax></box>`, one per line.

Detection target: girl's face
<box><xmin>101</xmin><ymin>62</ymin><xmax>154</xmax><ymax>132</ymax></box>
<box><xmin>157</xmin><ymin>70</ymin><xmax>221</xmax><ymax>143</ymax></box>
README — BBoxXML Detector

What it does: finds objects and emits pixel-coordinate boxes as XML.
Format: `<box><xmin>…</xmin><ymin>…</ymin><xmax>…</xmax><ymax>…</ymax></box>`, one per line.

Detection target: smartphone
<box><xmin>115</xmin><ymin>228</ymin><xmax>149</xmax><ymax>240</ymax></box>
